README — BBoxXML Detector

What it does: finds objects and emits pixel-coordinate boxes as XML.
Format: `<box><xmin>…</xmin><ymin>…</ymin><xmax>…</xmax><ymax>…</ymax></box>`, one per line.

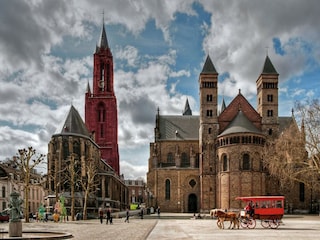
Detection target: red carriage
<box><xmin>235</xmin><ymin>196</ymin><xmax>285</xmax><ymax>229</ymax></box>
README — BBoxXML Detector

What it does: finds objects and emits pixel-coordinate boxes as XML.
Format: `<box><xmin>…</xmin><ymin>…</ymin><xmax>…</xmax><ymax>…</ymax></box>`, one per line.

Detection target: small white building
<box><xmin>0</xmin><ymin>162</ymin><xmax>46</xmax><ymax>214</ymax></box>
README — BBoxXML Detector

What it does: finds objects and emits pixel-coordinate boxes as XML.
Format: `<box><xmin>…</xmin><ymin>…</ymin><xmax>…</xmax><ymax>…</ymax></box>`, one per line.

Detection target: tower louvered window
<box><xmin>267</xmin><ymin>110</ymin><xmax>273</xmax><ymax>117</ymax></box>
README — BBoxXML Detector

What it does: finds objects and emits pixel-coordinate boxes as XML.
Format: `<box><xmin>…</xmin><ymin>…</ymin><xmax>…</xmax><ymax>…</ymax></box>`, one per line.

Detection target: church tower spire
<box><xmin>182</xmin><ymin>98</ymin><xmax>192</xmax><ymax>115</ymax></box>
<box><xmin>256</xmin><ymin>55</ymin><xmax>279</xmax><ymax>138</ymax></box>
<box><xmin>85</xmin><ymin>19</ymin><xmax>119</xmax><ymax>175</ymax></box>
<box><xmin>199</xmin><ymin>54</ymin><xmax>218</xmax><ymax>212</ymax></box>
<box><xmin>96</xmin><ymin>14</ymin><xmax>109</xmax><ymax>52</ymax></box>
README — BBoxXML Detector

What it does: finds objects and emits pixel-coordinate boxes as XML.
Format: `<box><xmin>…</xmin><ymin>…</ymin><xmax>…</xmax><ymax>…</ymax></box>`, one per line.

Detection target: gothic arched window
<box><xmin>167</xmin><ymin>152</ymin><xmax>174</xmax><ymax>163</ymax></box>
<box><xmin>62</xmin><ymin>137</ymin><xmax>69</xmax><ymax>160</ymax></box>
<box><xmin>165</xmin><ymin>179</ymin><xmax>170</xmax><ymax>200</ymax></box>
<box><xmin>181</xmin><ymin>152</ymin><xmax>189</xmax><ymax>167</ymax></box>
<box><xmin>97</xmin><ymin>103</ymin><xmax>106</xmax><ymax>138</ymax></box>
<box><xmin>73</xmin><ymin>140</ymin><xmax>80</xmax><ymax>157</ymax></box>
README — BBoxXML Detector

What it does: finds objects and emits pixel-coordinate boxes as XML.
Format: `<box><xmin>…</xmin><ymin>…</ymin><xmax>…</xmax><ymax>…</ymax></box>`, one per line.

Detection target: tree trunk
<box><xmin>24</xmin><ymin>181</ymin><xmax>30</xmax><ymax>223</ymax></box>
<box><xmin>83</xmin><ymin>189</ymin><xmax>89</xmax><ymax>220</ymax></box>
<box><xmin>71</xmin><ymin>155</ymin><xmax>75</xmax><ymax>221</ymax></box>
<box><xmin>71</xmin><ymin>183</ymin><xmax>75</xmax><ymax>221</ymax></box>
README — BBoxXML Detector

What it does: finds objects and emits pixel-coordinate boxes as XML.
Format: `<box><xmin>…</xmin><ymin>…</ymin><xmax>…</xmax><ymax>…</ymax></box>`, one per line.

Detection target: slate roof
<box><xmin>54</xmin><ymin>105</ymin><xmax>90</xmax><ymax>138</ymax></box>
<box><xmin>262</xmin><ymin>56</ymin><xmax>278</xmax><ymax>74</ymax></box>
<box><xmin>158</xmin><ymin>115</ymin><xmax>199</xmax><ymax>140</ymax></box>
<box><xmin>96</xmin><ymin>22</ymin><xmax>109</xmax><ymax>52</ymax></box>
<box><xmin>201</xmin><ymin>55</ymin><xmax>217</xmax><ymax>74</ymax></box>
<box><xmin>279</xmin><ymin>116</ymin><xmax>295</xmax><ymax>133</ymax></box>
<box><xmin>157</xmin><ymin>114</ymin><xmax>293</xmax><ymax>141</ymax></box>
<box><xmin>218</xmin><ymin>110</ymin><xmax>262</xmax><ymax>137</ymax></box>
<box><xmin>182</xmin><ymin>98</ymin><xmax>192</xmax><ymax>116</ymax></box>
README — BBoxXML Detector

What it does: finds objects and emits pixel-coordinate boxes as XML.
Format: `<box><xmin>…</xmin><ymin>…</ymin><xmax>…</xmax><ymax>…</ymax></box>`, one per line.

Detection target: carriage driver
<box><xmin>245</xmin><ymin>202</ymin><xmax>254</xmax><ymax>218</ymax></box>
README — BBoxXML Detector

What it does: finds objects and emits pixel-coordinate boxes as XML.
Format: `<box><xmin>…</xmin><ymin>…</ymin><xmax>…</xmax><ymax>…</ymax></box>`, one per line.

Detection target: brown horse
<box><xmin>211</xmin><ymin>209</ymin><xmax>240</xmax><ymax>229</ymax></box>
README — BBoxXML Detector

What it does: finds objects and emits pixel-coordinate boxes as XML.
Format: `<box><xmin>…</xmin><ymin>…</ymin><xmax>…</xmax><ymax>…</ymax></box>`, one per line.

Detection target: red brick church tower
<box><xmin>85</xmin><ymin>20</ymin><xmax>120</xmax><ymax>175</ymax></box>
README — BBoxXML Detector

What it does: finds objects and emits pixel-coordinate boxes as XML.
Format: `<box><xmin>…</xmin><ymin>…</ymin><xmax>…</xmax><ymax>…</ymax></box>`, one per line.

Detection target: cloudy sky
<box><xmin>1</xmin><ymin>0</ymin><xmax>320</xmax><ymax>180</ymax></box>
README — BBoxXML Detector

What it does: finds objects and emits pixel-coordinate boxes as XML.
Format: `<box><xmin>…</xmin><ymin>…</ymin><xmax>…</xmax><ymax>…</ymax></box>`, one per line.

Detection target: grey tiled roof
<box><xmin>158</xmin><ymin>115</ymin><xmax>199</xmax><ymax>140</ymax></box>
<box><xmin>54</xmin><ymin>105</ymin><xmax>90</xmax><ymax>138</ymax></box>
<box><xmin>201</xmin><ymin>55</ymin><xmax>217</xmax><ymax>74</ymax></box>
<box><xmin>96</xmin><ymin>23</ymin><xmax>109</xmax><ymax>52</ymax></box>
<box><xmin>262</xmin><ymin>56</ymin><xmax>278</xmax><ymax>74</ymax></box>
<box><xmin>279</xmin><ymin>116</ymin><xmax>294</xmax><ymax>133</ymax></box>
<box><xmin>183</xmin><ymin>98</ymin><xmax>192</xmax><ymax>116</ymax></box>
<box><xmin>218</xmin><ymin>110</ymin><xmax>262</xmax><ymax>137</ymax></box>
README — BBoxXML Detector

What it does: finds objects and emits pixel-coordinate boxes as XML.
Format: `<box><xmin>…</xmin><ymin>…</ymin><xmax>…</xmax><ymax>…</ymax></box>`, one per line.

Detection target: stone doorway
<box><xmin>188</xmin><ymin>194</ymin><xmax>197</xmax><ymax>213</ymax></box>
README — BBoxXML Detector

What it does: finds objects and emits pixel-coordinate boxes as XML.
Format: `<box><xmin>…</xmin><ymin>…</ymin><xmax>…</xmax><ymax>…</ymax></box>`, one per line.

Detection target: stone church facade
<box><xmin>147</xmin><ymin>55</ymin><xmax>310</xmax><ymax>213</ymax></box>
<box><xmin>46</xmin><ymin>21</ymin><xmax>128</xmax><ymax>215</ymax></box>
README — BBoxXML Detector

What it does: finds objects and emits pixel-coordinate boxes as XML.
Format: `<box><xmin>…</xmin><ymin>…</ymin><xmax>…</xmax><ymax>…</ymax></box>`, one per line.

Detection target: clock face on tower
<box><xmin>99</xmin><ymin>80</ymin><xmax>104</xmax><ymax>90</ymax></box>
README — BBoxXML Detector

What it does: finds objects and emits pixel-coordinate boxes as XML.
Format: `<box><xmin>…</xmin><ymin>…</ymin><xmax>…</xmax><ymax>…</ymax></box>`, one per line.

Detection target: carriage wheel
<box><xmin>261</xmin><ymin>220</ymin><xmax>270</xmax><ymax>228</ymax></box>
<box><xmin>247</xmin><ymin>219</ymin><xmax>256</xmax><ymax>229</ymax></box>
<box><xmin>240</xmin><ymin>218</ymin><xmax>248</xmax><ymax>228</ymax></box>
<box><xmin>269</xmin><ymin>219</ymin><xmax>280</xmax><ymax>229</ymax></box>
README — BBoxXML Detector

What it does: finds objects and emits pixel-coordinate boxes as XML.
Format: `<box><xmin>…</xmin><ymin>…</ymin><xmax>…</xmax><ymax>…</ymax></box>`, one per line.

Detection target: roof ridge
<box><xmin>218</xmin><ymin>110</ymin><xmax>261</xmax><ymax>137</ymax></box>
<box><xmin>55</xmin><ymin>105</ymin><xmax>90</xmax><ymax>137</ymax></box>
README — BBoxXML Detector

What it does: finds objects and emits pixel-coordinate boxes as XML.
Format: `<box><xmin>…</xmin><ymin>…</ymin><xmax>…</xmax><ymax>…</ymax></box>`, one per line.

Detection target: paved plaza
<box><xmin>0</xmin><ymin>214</ymin><xmax>319</xmax><ymax>239</ymax></box>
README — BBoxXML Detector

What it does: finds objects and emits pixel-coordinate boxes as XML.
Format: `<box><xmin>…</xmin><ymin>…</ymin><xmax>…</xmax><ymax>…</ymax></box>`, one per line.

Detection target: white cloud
<box><xmin>116</xmin><ymin>46</ymin><xmax>140</xmax><ymax>67</ymax></box>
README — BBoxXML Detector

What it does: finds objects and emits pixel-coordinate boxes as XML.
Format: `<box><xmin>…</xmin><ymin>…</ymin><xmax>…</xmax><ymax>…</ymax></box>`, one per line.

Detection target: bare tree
<box><xmin>263</xmin><ymin>99</ymin><xmax>320</xmax><ymax>190</ymax></box>
<box><xmin>297</xmin><ymin>100</ymin><xmax>320</xmax><ymax>178</ymax></box>
<box><xmin>68</xmin><ymin>154</ymin><xmax>78</xmax><ymax>221</ymax></box>
<box><xmin>14</xmin><ymin>147</ymin><xmax>45</xmax><ymax>222</ymax></box>
<box><xmin>79</xmin><ymin>158</ymin><xmax>98</xmax><ymax>220</ymax></box>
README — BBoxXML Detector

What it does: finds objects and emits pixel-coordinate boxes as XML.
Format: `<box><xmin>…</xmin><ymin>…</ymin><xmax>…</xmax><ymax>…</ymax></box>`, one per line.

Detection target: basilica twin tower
<box><xmin>147</xmin><ymin>54</ymin><xmax>291</xmax><ymax>213</ymax></box>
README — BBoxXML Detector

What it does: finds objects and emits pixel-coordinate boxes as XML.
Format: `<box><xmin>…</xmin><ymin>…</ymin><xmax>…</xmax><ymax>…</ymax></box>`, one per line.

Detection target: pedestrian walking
<box><xmin>140</xmin><ymin>208</ymin><xmax>144</xmax><ymax>219</ymax></box>
<box><xmin>99</xmin><ymin>208</ymin><xmax>104</xmax><ymax>224</ymax></box>
<box><xmin>124</xmin><ymin>208</ymin><xmax>130</xmax><ymax>223</ymax></box>
<box><xmin>157</xmin><ymin>206</ymin><xmax>160</xmax><ymax>218</ymax></box>
<box><xmin>106</xmin><ymin>207</ymin><xmax>112</xmax><ymax>224</ymax></box>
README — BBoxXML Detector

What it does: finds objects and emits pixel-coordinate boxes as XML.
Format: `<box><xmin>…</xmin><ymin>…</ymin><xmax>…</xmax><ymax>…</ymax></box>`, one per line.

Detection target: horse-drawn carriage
<box><xmin>211</xmin><ymin>196</ymin><xmax>285</xmax><ymax>229</ymax></box>
<box><xmin>236</xmin><ymin>196</ymin><xmax>285</xmax><ymax>229</ymax></box>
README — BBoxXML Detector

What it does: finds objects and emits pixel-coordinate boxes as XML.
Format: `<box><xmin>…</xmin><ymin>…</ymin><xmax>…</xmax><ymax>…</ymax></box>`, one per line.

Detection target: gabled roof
<box><xmin>182</xmin><ymin>98</ymin><xmax>192</xmax><ymax>116</ymax></box>
<box><xmin>158</xmin><ymin>115</ymin><xmax>199</xmax><ymax>140</ymax></box>
<box><xmin>201</xmin><ymin>55</ymin><xmax>217</xmax><ymax>74</ymax></box>
<box><xmin>54</xmin><ymin>105</ymin><xmax>90</xmax><ymax>138</ymax></box>
<box><xmin>262</xmin><ymin>55</ymin><xmax>278</xmax><ymax>74</ymax></box>
<box><xmin>218</xmin><ymin>91</ymin><xmax>262</xmax><ymax>133</ymax></box>
<box><xmin>218</xmin><ymin>110</ymin><xmax>262</xmax><ymax>137</ymax></box>
<box><xmin>279</xmin><ymin>116</ymin><xmax>295</xmax><ymax>133</ymax></box>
